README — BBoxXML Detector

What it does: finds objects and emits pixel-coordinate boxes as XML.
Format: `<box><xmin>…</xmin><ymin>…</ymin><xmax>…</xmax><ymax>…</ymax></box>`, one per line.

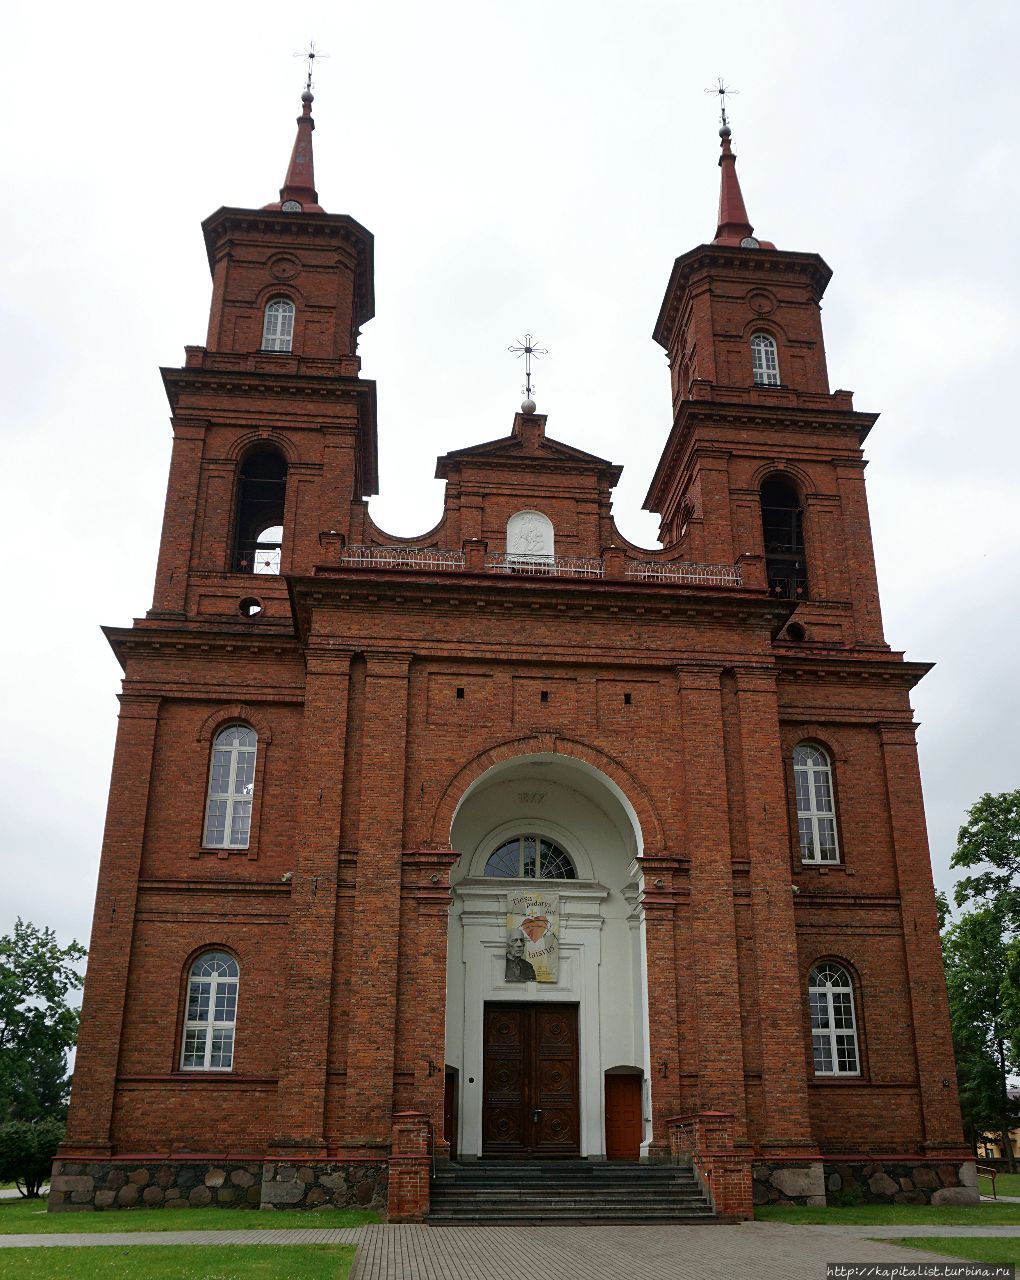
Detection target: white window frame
<box><xmin>794</xmin><ymin>743</ymin><xmax>840</xmax><ymax>864</ymax></box>
<box><xmin>483</xmin><ymin>834</ymin><xmax>576</xmax><ymax>880</ymax></box>
<box><xmin>203</xmin><ymin>725</ymin><xmax>257</xmax><ymax>849</ymax></box>
<box><xmin>808</xmin><ymin>963</ymin><xmax>860</xmax><ymax>1076</ymax></box>
<box><xmin>262</xmin><ymin>298</ymin><xmax>295</xmax><ymax>352</ymax></box>
<box><xmin>180</xmin><ymin>951</ymin><xmax>239</xmax><ymax>1072</ymax></box>
<box><xmin>751</xmin><ymin>332</ymin><xmax>780</xmax><ymax>386</ymax></box>
<box><xmin>253</xmin><ymin>524</ymin><xmax>283</xmax><ymax>576</ymax></box>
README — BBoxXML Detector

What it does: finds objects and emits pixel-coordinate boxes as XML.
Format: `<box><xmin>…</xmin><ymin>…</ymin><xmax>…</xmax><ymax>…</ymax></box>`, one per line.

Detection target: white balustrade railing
<box><xmin>625</xmin><ymin>560</ymin><xmax>742</xmax><ymax>586</ymax></box>
<box><xmin>486</xmin><ymin>554</ymin><xmax>605</xmax><ymax>578</ymax></box>
<box><xmin>337</xmin><ymin>545</ymin><xmax>466</xmax><ymax>571</ymax></box>
<box><xmin>334</xmin><ymin>545</ymin><xmax>742</xmax><ymax>587</ymax></box>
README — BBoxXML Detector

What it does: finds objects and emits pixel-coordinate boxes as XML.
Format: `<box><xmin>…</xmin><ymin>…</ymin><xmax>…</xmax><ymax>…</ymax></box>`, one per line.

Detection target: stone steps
<box><xmin>427</xmin><ymin>1159</ymin><xmax>717</xmax><ymax>1225</ymax></box>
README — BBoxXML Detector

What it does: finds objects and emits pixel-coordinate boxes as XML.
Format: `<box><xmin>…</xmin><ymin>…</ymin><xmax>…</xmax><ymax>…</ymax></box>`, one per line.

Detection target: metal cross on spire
<box><xmin>294</xmin><ymin>41</ymin><xmax>328</xmax><ymax>93</ymax></box>
<box><xmin>508</xmin><ymin>334</ymin><xmax>548</xmax><ymax>409</ymax></box>
<box><xmin>705</xmin><ymin>77</ymin><xmax>739</xmax><ymax>129</ymax></box>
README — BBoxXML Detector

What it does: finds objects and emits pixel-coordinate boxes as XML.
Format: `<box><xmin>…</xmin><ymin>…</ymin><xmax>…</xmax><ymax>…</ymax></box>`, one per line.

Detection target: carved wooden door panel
<box><xmin>482</xmin><ymin>1003</ymin><xmax>579</xmax><ymax>1157</ymax></box>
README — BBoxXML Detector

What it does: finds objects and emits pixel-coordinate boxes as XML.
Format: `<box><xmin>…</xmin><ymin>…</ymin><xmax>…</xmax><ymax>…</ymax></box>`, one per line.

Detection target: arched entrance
<box><xmin>444</xmin><ymin>752</ymin><xmax>651</xmax><ymax>1160</ymax></box>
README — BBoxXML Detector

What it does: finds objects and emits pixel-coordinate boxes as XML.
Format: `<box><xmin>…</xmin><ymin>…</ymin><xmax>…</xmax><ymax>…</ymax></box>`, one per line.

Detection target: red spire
<box><xmin>264</xmin><ymin>90</ymin><xmax>324</xmax><ymax>214</ymax></box>
<box><xmin>712</xmin><ymin>126</ymin><xmax>774</xmax><ymax>249</ymax></box>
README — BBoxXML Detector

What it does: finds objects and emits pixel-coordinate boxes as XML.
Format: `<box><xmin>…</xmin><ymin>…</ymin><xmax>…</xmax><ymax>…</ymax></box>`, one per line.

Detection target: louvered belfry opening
<box><xmin>233</xmin><ymin>449</ymin><xmax>287</xmax><ymax>575</ymax></box>
<box><xmin>760</xmin><ymin>476</ymin><xmax>807</xmax><ymax>600</ymax></box>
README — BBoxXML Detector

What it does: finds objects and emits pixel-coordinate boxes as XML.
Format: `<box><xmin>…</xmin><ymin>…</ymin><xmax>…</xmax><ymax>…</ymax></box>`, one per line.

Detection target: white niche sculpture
<box><xmin>507</xmin><ymin>510</ymin><xmax>554</xmax><ymax>563</ymax></box>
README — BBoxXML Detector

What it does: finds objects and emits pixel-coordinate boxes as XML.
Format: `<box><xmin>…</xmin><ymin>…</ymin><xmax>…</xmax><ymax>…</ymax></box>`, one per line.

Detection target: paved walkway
<box><xmin>1</xmin><ymin>1222</ymin><xmax>1016</xmax><ymax>1278</ymax></box>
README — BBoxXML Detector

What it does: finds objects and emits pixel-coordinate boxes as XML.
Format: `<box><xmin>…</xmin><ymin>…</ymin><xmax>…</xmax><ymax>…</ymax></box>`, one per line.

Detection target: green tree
<box><xmin>952</xmin><ymin>789</ymin><xmax>1020</xmax><ymax>925</ymax></box>
<box><xmin>941</xmin><ymin>906</ymin><xmax>1020</xmax><ymax>1170</ymax></box>
<box><xmin>0</xmin><ymin>1118</ymin><xmax>64</xmax><ymax>1197</ymax></box>
<box><xmin>0</xmin><ymin>920</ymin><xmax>86</xmax><ymax>1123</ymax></box>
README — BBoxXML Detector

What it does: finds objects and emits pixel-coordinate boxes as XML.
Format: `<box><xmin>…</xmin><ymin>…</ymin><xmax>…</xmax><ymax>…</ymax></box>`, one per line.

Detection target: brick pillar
<box><xmin>696</xmin><ymin>457</ymin><xmax>735</xmax><ymax>565</ymax></box>
<box><xmin>61</xmin><ymin>695</ymin><xmax>161</xmax><ymax>1157</ymax></box>
<box><xmin>270</xmin><ymin>650</ymin><xmax>352</xmax><ymax>1154</ymax></box>
<box><xmin>343</xmin><ymin>653</ymin><xmax>412</xmax><ymax>1147</ymax></box>
<box><xmin>733</xmin><ymin>666</ymin><xmax>816</xmax><ymax>1151</ymax></box>
<box><xmin>834</xmin><ymin>460</ymin><xmax>886</xmax><ymax>645</ymax></box>
<box><xmin>667</xmin><ymin>1111</ymin><xmax>752</xmax><ymax>1220</ymax></box>
<box><xmin>318</xmin><ymin>429</ymin><xmax>356</xmax><ymax>545</ymax></box>
<box><xmin>284</xmin><ymin>462</ymin><xmax>319</xmax><ymax>574</ymax></box>
<box><xmin>879</xmin><ymin>723</ymin><xmax>967</xmax><ymax>1152</ymax></box>
<box><xmin>387</xmin><ymin>1111</ymin><xmax>431</xmax><ymax>1221</ymax></box>
<box><xmin>676</xmin><ymin>665</ymin><xmax>747</xmax><ymax>1135</ymax></box>
<box><xmin>150</xmin><ymin>426</ymin><xmax>204</xmax><ymax>616</ymax></box>
<box><xmin>398</xmin><ymin>852</ymin><xmax>459</xmax><ymax>1158</ymax></box>
<box><xmin>639</xmin><ymin>858</ymin><xmax>684</xmax><ymax>1155</ymax></box>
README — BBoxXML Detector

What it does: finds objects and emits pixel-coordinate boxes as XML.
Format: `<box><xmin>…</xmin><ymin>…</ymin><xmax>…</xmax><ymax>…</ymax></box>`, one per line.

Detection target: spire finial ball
<box><xmin>719</xmin><ymin>125</ymin><xmax>731</xmax><ymax>139</ymax></box>
<box><xmin>521</xmin><ymin>398</ymin><xmax>536</xmax><ymax>415</ymax></box>
<box><xmin>302</xmin><ymin>89</ymin><xmax>314</xmax><ymax>104</ymax></box>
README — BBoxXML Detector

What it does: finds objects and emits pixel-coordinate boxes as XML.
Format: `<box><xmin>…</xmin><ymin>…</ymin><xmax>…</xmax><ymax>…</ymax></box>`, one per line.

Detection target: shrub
<box><xmin>0</xmin><ymin>1118</ymin><xmax>64</xmax><ymax>1197</ymax></box>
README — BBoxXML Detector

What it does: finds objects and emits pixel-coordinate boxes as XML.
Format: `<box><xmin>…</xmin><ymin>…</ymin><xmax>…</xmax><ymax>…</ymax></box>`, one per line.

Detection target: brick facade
<box><xmin>55</xmin><ymin>102</ymin><xmax>971</xmax><ymax>1219</ymax></box>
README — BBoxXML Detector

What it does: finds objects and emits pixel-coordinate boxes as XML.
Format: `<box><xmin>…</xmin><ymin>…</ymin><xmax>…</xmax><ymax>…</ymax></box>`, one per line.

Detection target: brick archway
<box><xmin>428</xmin><ymin>732</ymin><xmax>664</xmax><ymax>855</ymax></box>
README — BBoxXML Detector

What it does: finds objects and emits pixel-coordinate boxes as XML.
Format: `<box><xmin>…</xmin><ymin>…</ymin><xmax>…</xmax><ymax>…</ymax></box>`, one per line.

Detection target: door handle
<box><xmin>532</xmin><ymin>1109</ymin><xmax>542</xmax><ymax>1125</ymax></box>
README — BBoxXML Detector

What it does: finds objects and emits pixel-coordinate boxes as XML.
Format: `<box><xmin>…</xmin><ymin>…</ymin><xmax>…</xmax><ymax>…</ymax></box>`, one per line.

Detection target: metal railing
<box><xmin>333</xmin><ymin>545</ymin><xmax>743</xmax><ymax>587</ymax></box>
<box><xmin>976</xmin><ymin>1163</ymin><xmax>999</xmax><ymax>1198</ymax></box>
<box><xmin>625</xmin><ymin>560</ymin><xmax>743</xmax><ymax>587</ymax></box>
<box><xmin>486</xmin><ymin>554</ymin><xmax>605</xmax><ymax>578</ymax></box>
<box><xmin>337</xmin><ymin>546</ymin><xmax>466</xmax><ymax>572</ymax></box>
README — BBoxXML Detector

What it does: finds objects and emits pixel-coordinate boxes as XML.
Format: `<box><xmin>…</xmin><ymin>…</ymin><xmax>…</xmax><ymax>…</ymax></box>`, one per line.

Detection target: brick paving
<box><xmin>1</xmin><ymin>1222</ymin><xmax>1016</xmax><ymax>1277</ymax></box>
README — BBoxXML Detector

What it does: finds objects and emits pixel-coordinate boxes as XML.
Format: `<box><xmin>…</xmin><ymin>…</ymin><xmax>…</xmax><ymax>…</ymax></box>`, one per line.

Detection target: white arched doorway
<box><xmin>444</xmin><ymin>752</ymin><xmax>651</xmax><ymax>1160</ymax></box>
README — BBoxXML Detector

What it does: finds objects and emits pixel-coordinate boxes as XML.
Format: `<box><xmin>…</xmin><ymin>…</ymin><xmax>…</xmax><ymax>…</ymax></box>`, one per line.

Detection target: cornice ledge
<box><xmin>775</xmin><ymin>653</ymin><xmax>932</xmax><ymax>685</ymax></box>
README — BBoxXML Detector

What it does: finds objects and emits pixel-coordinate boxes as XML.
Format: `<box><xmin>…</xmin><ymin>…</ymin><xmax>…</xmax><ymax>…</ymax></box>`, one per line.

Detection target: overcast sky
<box><xmin>1</xmin><ymin>0</ymin><xmax>1018</xmax><ymax>955</ymax></box>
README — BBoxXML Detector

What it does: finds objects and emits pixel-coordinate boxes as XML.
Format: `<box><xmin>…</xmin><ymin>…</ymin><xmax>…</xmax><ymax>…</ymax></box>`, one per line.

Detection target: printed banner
<box><xmin>505</xmin><ymin>890</ymin><xmax>559</xmax><ymax>983</ymax></box>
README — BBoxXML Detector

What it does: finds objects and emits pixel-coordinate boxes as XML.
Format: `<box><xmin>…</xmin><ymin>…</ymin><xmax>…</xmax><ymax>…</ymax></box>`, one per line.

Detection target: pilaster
<box><xmin>62</xmin><ymin>695</ymin><xmax>161</xmax><ymax>1156</ymax></box>
<box><xmin>675</xmin><ymin>664</ymin><xmax>747</xmax><ymax>1136</ymax></box>
<box><xmin>879</xmin><ymin>723</ymin><xmax>967</xmax><ymax>1153</ymax></box>
<box><xmin>637</xmin><ymin>854</ymin><xmax>685</xmax><ymax>1154</ymax></box>
<box><xmin>270</xmin><ymin>648</ymin><xmax>352</xmax><ymax>1154</ymax></box>
<box><xmin>732</xmin><ymin>666</ymin><xmax>816</xmax><ymax>1151</ymax></box>
<box><xmin>399</xmin><ymin>849</ymin><xmax>460</xmax><ymax>1156</ymax></box>
<box><xmin>342</xmin><ymin>653</ymin><xmax>412</xmax><ymax>1147</ymax></box>
<box><xmin>150</xmin><ymin>426</ymin><xmax>204</xmax><ymax>616</ymax></box>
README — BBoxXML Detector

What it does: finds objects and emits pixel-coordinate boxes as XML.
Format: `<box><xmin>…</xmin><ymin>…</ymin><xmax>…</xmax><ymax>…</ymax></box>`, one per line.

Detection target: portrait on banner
<box><xmin>505</xmin><ymin>890</ymin><xmax>559</xmax><ymax>983</ymax></box>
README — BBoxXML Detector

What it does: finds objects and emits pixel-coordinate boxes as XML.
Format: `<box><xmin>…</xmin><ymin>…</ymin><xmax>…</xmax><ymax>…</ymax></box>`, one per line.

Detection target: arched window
<box><xmin>751</xmin><ymin>332</ymin><xmax>780</xmax><ymax>386</ymax></box>
<box><xmin>484</xmin><ymin>835</ymin><xmax>576</xmax><ymax>880</ymax></box>
<box><xmin>808</xmin><ymin>963</ymin><xmax>859</xmax><ymax>1075</ymax></box>
<box><xmin>760</xmin><ymin>476</ymin><xmax>807</xmax><ymax>599</ymax></box>
<box><xmin>794</xmin><ymin>743</ymin><xmax>839</xmax><ymax>863</ymax></box>
<box><xmin>262</xmin><ymin>298</ymin><xmax>295</xmax><ymax>352</ymax></box>
<box><xmin>233</xmin><ymin>449</ymin><xmax>287</xmax><ymax>574</ymax></box>
<box><xmin>203</xmin><ymin>725</ymin><xmax>257</xmax><ymax>848</ymax></box>
<box><xmin>181</xmin><ymin>951</ymin><xmax>239</xmax><ymax>1071</ymax></box>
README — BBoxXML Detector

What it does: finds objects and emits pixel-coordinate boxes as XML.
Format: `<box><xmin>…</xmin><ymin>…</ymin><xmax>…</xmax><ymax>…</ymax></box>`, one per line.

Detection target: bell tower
<box><xmin>646</xmin><ymin>121</ymin><xmax>885</xmax><ymax>648</ymax></box>
<box><xmin>149</xmin><ymin>84</ymin><xmax>377</xmax><ymax>622</ymax></box>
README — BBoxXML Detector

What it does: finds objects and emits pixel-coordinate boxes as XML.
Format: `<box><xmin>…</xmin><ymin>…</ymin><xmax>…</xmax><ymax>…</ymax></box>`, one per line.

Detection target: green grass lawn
<box><xmin>755</xmin><ymin>1201</ymin><xmax>1020</xmax><ymax>1226</ymax></box>
<box><xmin>0</xmin><ymin>1244</ymin><xmax>355</xmax><ymax>1279</ymax></box>
<box><xmin>0</xmin><ymin>1197</ymin><xmax>378</xmax><ymax>1235</ymax></box>
<box><xmin>891</xmin><ymin>1237</ymin><xmax>1020</xmax><ymax>1267</ymax></box>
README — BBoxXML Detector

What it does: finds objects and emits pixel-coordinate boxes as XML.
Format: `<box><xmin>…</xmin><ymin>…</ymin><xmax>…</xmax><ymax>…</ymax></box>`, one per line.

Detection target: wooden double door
<box><xmin>482</xmin><ymin>1003</ymin><xmax>580</xmax><ymax>1157</ymax></box>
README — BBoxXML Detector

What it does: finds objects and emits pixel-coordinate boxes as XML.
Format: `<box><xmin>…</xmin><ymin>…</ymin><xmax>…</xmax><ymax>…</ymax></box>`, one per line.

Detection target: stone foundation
<box><xmin>752</xmin><ymin>1159</ymin><xmax>978</xmax><ymax>1207</ymax></box>
<box><xmin>47</xmin><ymin>1160</ymin><xmax>388</xmax><ymax>1214</ymax></box>
<box><xmin>750</xmin><ymin>1161</ymin><xmax>826</xmax><ymax>1206</ymax></box>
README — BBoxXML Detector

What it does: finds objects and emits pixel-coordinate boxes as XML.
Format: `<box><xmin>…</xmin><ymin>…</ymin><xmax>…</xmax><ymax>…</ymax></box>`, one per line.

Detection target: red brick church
<box><xmin>52</xmin><ymin>85</ymin><xmax>975</xmax><ymax>1220</ymax></box>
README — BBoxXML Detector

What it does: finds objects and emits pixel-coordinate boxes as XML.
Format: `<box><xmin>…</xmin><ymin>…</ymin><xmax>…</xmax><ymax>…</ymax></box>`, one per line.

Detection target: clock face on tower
<box><xmin>281</xmin><ymin>200</ymin><xmax>303</xmax><ymax>213</ymax></box>
<box><xmin>740</xmin><ymin>236</ymin><xmax>760</xmax><ymax>249</ymax></box>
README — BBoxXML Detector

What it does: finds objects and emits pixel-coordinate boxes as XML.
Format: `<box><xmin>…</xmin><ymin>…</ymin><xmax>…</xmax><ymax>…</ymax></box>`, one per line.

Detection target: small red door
<box><xmin>604</xmin><ymin>1073</ymin><xmax>642</xmax><ymax>1160</ymax></box>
